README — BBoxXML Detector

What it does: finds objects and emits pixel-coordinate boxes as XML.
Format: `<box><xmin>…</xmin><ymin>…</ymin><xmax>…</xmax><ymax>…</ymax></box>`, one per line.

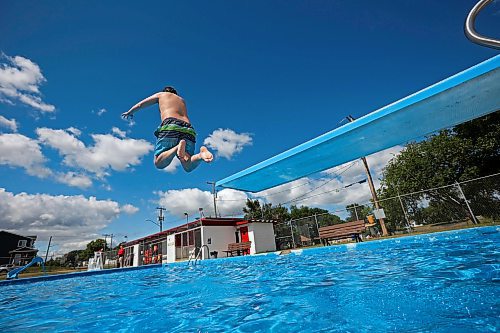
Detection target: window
<box><xmin>18</xmin><ymin>240</ymin><xmax>27</xmax><ymax>247</ymax></box>
<box><xmin>188</xmin><ymin>231</ymin><xmax>194</xmax><ymax>246</ymax></box>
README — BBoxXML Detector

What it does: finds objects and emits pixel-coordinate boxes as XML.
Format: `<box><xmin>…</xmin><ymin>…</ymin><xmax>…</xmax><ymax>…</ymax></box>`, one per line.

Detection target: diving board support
<box><xmin>216</xmin><ymin>55</ymin><xmax>500</xmax><ymax>193</ymax></box>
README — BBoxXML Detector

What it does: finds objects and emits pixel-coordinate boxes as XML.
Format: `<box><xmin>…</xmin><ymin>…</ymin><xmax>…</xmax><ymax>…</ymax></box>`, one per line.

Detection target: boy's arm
<box><xmin>122</xmin><ymin>93</ymin><xmax>161</xmax><ymax>119</ymax></box>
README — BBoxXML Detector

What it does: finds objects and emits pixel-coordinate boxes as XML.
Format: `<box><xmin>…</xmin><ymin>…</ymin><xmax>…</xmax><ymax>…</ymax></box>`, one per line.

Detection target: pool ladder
<box><xmin>188</xmin><ymin>245</ymin><xmax>210</xmax><ymax>266</ymax></box>
<box><xmin>465</xmin><ymin>0</ymin><xmax>500</xmax><ymax>50</ymax></box>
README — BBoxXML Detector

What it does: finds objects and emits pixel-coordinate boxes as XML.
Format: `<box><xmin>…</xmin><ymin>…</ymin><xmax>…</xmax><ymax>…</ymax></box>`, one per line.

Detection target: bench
<box><xmin>319</xmin><ymin>220</ymin><xmax>366</xmax><ymax>245</ymax></box>
<box><xmin>222</xmin><ymin>241</ymin><xmax>252</xmax><ymax>257</ymax></box>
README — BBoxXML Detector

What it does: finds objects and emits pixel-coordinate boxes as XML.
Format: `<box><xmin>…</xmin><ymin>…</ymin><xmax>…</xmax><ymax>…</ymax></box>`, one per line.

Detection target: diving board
<box><xmin>216</xmin><ymin>55</ymin><xmax>500</xmax><ymax>192</ymax></box>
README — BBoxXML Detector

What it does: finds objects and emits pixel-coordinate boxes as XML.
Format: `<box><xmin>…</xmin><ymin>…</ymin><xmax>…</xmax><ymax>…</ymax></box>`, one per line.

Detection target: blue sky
<box><xmin>0</xmin><ymin>1</ymin><xmax>498</xmax><ymax>255</ymax></box>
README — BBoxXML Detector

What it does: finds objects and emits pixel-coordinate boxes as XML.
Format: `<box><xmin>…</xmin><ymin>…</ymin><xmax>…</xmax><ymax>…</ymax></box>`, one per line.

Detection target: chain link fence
<box><xmin>275</xmin><ymin>173</ymin><xmax>500</xmax><ymax>250</ymax></box>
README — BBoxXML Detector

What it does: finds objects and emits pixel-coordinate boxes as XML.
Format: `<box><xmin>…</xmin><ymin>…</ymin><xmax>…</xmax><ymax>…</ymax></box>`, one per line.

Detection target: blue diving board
<box><xmin>216</xmin><ymin>55</ymin><xmax>500</xmax><ymax>193</ymax></box>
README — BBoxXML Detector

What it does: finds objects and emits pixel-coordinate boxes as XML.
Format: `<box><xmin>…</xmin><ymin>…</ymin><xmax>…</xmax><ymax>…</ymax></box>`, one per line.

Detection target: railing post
<box><xmin>455</xmin><ymin>181</ymin><xmax>479</xmax><ymax>225</ymax></box>
<box><xmin>289</xmin><ymin>219</ymin><xmax>296</xmax><ymax>249</ymax></box>
<box><xmin>313</xmin><ymin>214</ymin><xmax>320</xmax><ymax>243</ymax></box>
<box><xmin>397</xmin><ymin>190</ymin><xmax>412</xmax><ymax>232</ymax></box>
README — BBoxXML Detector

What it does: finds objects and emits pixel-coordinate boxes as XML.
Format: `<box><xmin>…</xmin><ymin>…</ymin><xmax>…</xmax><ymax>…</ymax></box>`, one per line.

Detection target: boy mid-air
<box><xmin>122</xmin><ymin>86</ymin><xmax>213</xmax><ymax>172</ymax></box>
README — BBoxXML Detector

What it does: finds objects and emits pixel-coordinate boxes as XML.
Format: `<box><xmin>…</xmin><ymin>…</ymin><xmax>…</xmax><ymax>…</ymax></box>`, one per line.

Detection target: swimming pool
<box><xmin>1</xmin><ymin>226</ymin><xmax>498</xmax><ymax>332</ymax></box>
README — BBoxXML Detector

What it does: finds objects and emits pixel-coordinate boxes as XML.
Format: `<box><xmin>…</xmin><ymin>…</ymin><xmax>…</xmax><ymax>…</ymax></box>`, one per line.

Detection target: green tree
<box><xmin>345</xmin><ymin>203</ymin><xmax>372</xmax><ymax>222</ymax></box>
<box><xmin>243</xmin><ymin>199</ymin><xmax>290</xmax><ymax>222</ymax></box>
<box><xmin>378</xmin><ymin>112</ymin><xmax>500</xmax><ymax>229</ymax></box>
<box><xmin>243</xmin><ymin>199</ymin><xmax>263</xmax><ymax>219</ymax></box>
<box><xmin>289</xmin><ymin>205</ymin><xmax>342</xmax><ymax>226</ymax></box>
<box><xmin>81</xmin><ymin>239</ymin><xmax>107</xmax><ymax>260</ymax></box>
<box><xmin>65</xmin><ymin>250</ymin><xmax>84</xmax><ymax>267</ymax></box>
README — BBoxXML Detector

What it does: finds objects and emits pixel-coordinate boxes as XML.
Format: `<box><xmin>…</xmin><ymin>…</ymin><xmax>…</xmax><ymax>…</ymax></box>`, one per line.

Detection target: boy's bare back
<box><xmin>158</xmin><ymin>92</ymin><xmax>190</xmax><ymax>123</ymax></box>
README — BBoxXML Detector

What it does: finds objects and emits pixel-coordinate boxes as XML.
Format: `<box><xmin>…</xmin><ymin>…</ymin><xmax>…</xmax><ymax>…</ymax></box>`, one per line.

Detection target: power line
<box><xmin>283</xmin><ymin>178</ymin><xmax>367</xmax><ymax>205</ymax></box>
<box><xmin>216</xmin><ymin>160</ymin><xmax>359</xmax><ymax>202</ymax></box>
<box><xmin>280</xmin><ymin>161</ymin><xmax>359</xmax><ymax>205</ymax></box>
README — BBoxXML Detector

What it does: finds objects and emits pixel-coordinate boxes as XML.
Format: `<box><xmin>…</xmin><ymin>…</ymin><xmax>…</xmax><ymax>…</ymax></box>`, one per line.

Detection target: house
<box><xmin>0</xmin><ymin>231</ymin><xmax>38</xmax><ymax>265</ymax></box>
<box><xmin>123</xmin><ymin>217</ymin><xmax>277</xmax><ymax>267</ymax></box>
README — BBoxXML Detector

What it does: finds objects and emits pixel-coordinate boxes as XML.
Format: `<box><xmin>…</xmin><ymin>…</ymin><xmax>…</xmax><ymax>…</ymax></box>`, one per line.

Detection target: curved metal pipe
<box><xmin>465</xmin><ymin>0</ymin><xmax>500</xmax><ymax>50</ymax></box>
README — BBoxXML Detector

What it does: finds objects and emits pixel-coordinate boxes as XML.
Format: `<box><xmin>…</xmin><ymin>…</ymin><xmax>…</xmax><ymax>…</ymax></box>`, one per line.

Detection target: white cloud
<box><xmin>94</xmin><ymin>108</ymin><xmax>107</xmax><ymax>116</ymax></box>
<box><xmin>203</xmin><ymin>128</ymin><xmax>252</xmax><ymax>159</ymax></box>
<box><xmin>0</xmin><ymin>97</ymin><xmax>15</xmax><ymax>106</ymax></box>
<box><xmin>66</xmin><ymin>127</ymin><xmax>81</xmax><ymax>136</ymax></box>
<box><xmin>0</xmin><ymin>133</ymin><xmax>52</xmax><ymax>177</ymax></box>
<box><xmin>0</xmin><ymin>115</ymin><xmax>18</xmax><ymax>132</ymax></box>
<box><xmin>0</xmin><ymin>127</ymin><xmax>154</xmax><ymax>189</ymax></box>
<box><xmin>215</xmin><ymin>189</ymin><xmax>249</xmax><ymax>217</ymax></box>
<box><xmin>101</xmin><ymin>184</ymin><xmax>113</xmax><ymax>191</ymax></box>
<box><xmin>121</xmin><ymin>204</ymin><xmax>139</xmax><ymax>214</ymax></box>
<box><xmin>0</xmin><ymin>188</ymin><xmax>138</xmax><ymax>248</ymax></box>
<box><xmin>55</xmin><ymin>172</ymin><xmax>93</xmax><ymax>189</ymax></box>
<box><xmin>36</xmin><ymin>127</ymin><xmax>86</xmax><ymax>155</ymax></box>
<box><xmin>157</xmin><ymin>188</ymin><xmax>249</xmax><ymax>218</ymax></box>
<box><xmin>0</xmin><ymin>53</ymin><xmax>55</xmax><ymax>112</ymax></box>
<box><xmin>0</xmin><ymin>132</ymin><xmax>92</xmax><ymax>189</ymax></box>
<box><xmin>36</xmin><ymin>127</ymin><xmax>153</xmax><ymax>177</ymax></box>
<box><xmin>112</xmin><ymin>127</ymin><xmax>126</xmax><ymax>138</ymax></box>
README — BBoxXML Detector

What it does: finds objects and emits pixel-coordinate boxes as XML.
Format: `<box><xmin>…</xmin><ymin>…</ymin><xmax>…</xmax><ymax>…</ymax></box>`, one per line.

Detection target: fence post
<box><xmin>289</xmin><ymin>219</ymin><xmax>296</xmax><ymax>249</ymax></box>
<box><xmin>313</xmin><ymin>214</ymin><xmax>320</xmax><ymax>245</ymax></box>
<box><xmin>455</xmin><ymin>181</ymin><xmax>479</xmax><ymax>225</ymax></box>
<box><xmin>397</xmin><ymin>190</ymin><xmax>412</xmax><ymax>231</ymax></box>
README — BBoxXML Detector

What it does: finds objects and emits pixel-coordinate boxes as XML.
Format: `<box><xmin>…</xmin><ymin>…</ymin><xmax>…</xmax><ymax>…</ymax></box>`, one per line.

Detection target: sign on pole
<box><xmin>373</xmin><ymin>208</ymin><xmax>386</xmax><ymax>220</ymax></box>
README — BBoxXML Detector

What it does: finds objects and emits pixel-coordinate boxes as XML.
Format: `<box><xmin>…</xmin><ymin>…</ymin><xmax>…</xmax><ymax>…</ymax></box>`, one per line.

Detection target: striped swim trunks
<box><xmin>153</xmin><ymin>117</ymin><xmax>196</xmax><ymax>157</ymax></box>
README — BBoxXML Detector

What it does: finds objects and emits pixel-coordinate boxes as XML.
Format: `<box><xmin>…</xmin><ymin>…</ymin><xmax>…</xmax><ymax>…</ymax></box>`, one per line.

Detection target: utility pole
<box><xmin>44</xmin><ymin>236</ymin><xmax>53</xmax><ymax>263</ymax></box>
<box><xmin>207</xmin><ymin>181</ymin><xmax>218</xmax><ymax>218</ymax></box>
<box><xmin>346</xmin><ymin>115</ymin><xmax>388</xmax><ymax>236</ymax></box>
<box><xmin>109</xmin><ymin>234</ymin><xmax>114</xmax><ymax>250</ymax></box>
<box><xmin>353</xmin><ymin>204</ymin><xmax>359</xmax><ymax>221</ymax></box>
<box><xmin>102</xmin><ymin>234</ymin><xmax>110</xmax><ymax>250</ymax></box>
<box><xmin>156</xmin><ymin>207</ymin><xmax>166</xmax><ymax>232</ymax></box>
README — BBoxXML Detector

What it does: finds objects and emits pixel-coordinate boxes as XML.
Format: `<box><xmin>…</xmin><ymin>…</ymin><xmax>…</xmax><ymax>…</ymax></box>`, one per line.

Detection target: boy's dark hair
<box><xmin>163</xmin><ymin>86</ymin><xmax>178</xmax><ymax>95</ymax></box>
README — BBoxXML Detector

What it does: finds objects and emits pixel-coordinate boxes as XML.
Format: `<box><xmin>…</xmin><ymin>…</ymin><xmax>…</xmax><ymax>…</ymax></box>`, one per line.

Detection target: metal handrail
<box><xmin>187</xmin><ymin>245</ymin><xmax>210</xmax><ymax>266</ymax></box>
<box><xmin>465</xmin><ymin>0</ymin><xmax>500</xmax><ymax>49</ymax></box>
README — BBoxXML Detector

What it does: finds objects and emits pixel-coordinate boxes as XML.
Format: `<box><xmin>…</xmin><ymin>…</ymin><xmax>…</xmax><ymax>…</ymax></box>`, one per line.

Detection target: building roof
<box><xmin>9</xmin><ymin>246</ymin><xmax>39</xmax><ymax>254</ymax></box>
<box><xmin>0</xmin><ymin>230</ymin><xmax>37</xmax><ymax>241</ymax></box>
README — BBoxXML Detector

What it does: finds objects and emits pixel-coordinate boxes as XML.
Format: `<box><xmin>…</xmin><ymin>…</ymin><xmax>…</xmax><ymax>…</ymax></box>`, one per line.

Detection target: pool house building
<box><xmin>123</xmin><ymin>217</ymin><xmax>276</xmax><ymax>267</ymax></box>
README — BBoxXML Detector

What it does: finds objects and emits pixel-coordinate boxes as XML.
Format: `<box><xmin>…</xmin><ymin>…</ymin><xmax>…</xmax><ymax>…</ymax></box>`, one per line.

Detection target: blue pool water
<box><xmin>1</xmin><ymin>227</ymin><xmax>499</xmax><ymax>332</ymax></box>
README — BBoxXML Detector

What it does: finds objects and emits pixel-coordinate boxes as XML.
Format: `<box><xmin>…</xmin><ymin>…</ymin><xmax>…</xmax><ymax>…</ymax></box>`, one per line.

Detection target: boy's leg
<box><xmin>178</xmin><ymin>142</ymin><xmax>213</xmax><ymax>172</ymax></box>
<box><xmin>154</xmin><ymin>144</ymin><xmax>179</xmax><ymax>169</ymax></box>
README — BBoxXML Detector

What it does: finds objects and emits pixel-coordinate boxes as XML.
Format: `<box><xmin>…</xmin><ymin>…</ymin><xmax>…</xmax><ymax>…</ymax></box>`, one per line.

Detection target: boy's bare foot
<box><xmin>199</xmin><ymin>146</ymin><xmax>213</xmax><ymax>162</ymax></box>
<box><xmin>177</xmin><ymin>140</ymin><xmax>187</xmax><ymax>161</ymax></box>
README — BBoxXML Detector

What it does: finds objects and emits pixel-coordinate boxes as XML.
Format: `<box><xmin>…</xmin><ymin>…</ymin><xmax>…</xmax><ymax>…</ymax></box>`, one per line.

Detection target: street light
<box><xmin>145</xmin><ymin>219</ymin><xmax>161</xmax><ymax>232</ymax></box>
<box><xmin>184</xmin><ymin>212</ymin><xmax>189</xmax><ymax>224</ymax></box>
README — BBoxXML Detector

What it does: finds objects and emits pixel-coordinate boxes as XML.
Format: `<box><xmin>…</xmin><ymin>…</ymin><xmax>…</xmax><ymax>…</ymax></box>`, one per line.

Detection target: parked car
<box><xmin>0</xmin><ymin>264</ymin><xmax>15</xmax><ymax>274</ymax></box>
